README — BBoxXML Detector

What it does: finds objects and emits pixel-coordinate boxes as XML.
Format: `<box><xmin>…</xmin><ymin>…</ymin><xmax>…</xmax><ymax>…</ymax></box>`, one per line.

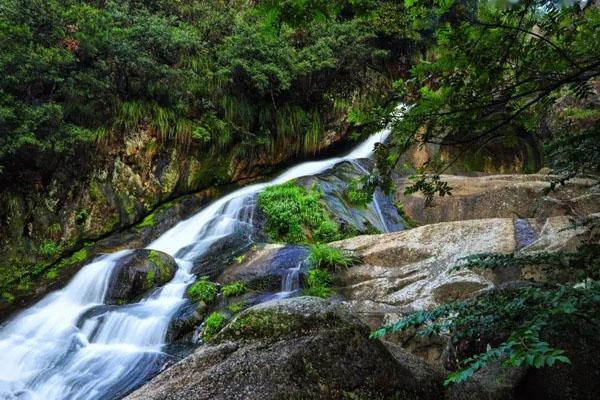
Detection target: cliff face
<box><xmin>0</xmin><ymin>125</ymin><xmax>349</xmax><ymax>312</ymax></box>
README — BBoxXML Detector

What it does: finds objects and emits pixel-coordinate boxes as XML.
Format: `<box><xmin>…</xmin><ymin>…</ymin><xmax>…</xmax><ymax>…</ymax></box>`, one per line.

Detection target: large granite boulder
<box><xmin>332</xmin><ymin>218</ymin><xmax>516</xmax><ymax>311</ymax></box>
<box><xmin>105</xmin><ymin>249</ymin><xmax>177</xmax><ymax>304</ymax></box>
<box><xmin>396</xmin><ymin>174</ymin><xmax>599</xmax><ymax>226</ymax></box>
<box><xmin>124</xmin><ymin>297</ymin><xmax>445</xmax><ymax>400</ymax></box>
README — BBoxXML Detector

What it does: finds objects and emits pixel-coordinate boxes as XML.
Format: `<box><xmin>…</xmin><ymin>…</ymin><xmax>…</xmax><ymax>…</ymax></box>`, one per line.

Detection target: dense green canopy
<box><xmin>0</xmin><ymin>0</ymin><xmax>416</xmax><ymax>180</ymax></box>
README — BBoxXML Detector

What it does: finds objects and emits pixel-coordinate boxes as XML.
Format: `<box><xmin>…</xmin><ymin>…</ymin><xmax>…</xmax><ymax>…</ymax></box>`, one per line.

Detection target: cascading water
<box><xmin>0</xmin><ymin>106</ymin><xmax>404</xmax><ymax>400</ymax></box>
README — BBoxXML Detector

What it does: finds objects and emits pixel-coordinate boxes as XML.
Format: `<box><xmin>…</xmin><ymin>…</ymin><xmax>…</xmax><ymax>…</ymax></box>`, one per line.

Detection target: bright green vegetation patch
<box><xmin>221</xmin><ymin>281</ymin><xmax>247</xmax><ymax>297</ymax></box>
<box><xmin>201</xmin><ymin>312</ymin><xmax>227</xmax><ymax>341</ymax></box>
<box><xmin>39</xmin><ymin>241</ymin><xmax>61</xmax><ymax>258</ymax></box>
<box><xmin>187</xmin><ymin>277</ymin><xmax>218</xmax><ymax>304</ymax></box>
<box><xmin>308</xmin><ymin>243</ymin><xmax>359</xmax><ymax>271</ymax></box>
<box><xmin>1</xmin><ymin>292</ymin><xmax>15</xmax><ymax>304</ymax></box>
<box><xmin>227</xmin><ymin>301</ymin><xmax>247</xmax><ymax>314</ymax></box>
<box><xmin>258</xmin><ymin>182</ymin><xmax>341</xmax><ymax>244</ymax></box>
<box><xmin>138</xmin><ymin>213</ymin><xmax>156</xmax><ymax>229</ymax></box>
<box><xmin>147</xmin><ymin>250</ymin><xmax>171</xmax><ymax>278</ymax></box>
<box><xmin>137</xmin><ymin>200</ymin><xmax>176</xmax><ymax>230</ymax></box>
<box><xmin>302</xmin><ymin>268</ymin><xmax>333</xmax><ymax>299</ymax></box>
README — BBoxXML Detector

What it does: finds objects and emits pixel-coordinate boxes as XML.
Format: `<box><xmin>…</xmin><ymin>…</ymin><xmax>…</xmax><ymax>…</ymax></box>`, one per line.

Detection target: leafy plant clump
<box><xmin>308</xmin><ymin>243</ymin><xmax>359</xmax><ymax>271</ymax></box>
<box><xmin>221</xmin><ymin>281</ymin><xmax>247</xmax><ymax>297</ymax></box>
<box><xmin>201</xmin><ymin>312</ymin><xmax>227</xmax><ymax>341</ymax></box>
<box><xmin>258</xmin><ymin>182</ymin><xmax>341</xmax><ymax>243</ymax></box>
<box><xmin>39</xmin><ymin>241</ymin><xmax>61</xmax><ymax>258</ymax></box>
<box><xmin>187</xmin><ymin>277</ymin><xmax>218</xmax><ymax>304</ymax></box>
<box><xmin>302</xmin><ymin>268</ymin><xmax>333</xmax><ymax>299</ymax></box>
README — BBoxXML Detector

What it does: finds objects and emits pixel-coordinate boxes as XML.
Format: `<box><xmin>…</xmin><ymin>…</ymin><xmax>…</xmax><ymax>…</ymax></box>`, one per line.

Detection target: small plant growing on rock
<box><xmin>39</xmin><ymin>241</ymin><xmax>61</xmax><ymax>258</ymax></box>
<box><xmin>187</xmin><ymin>277</ymin><xmax>218</xmax><ymax>304</ymax></box>
<box><xmin>202</xmin><ymin>312</ymin><xmax>227</xmax><ymax>341</ymax></box>
<box><xmin>302</xmin><ymin>268</ymin><xmax>332</xmax><ymax>299</ymax></box>
<box><xmin>75</xmin><ymin>210</ymin><xmax>88</xmax><ymax>224</ymax></box>
<box><xmin>227</xmin><ymin>301</ymin><xmax>247</xmax><ymax>314</ymax></box>
<box><xmin>308</xmin><ymin>243</ymin><xmax>359</xmax><ymax>271</ymax></box>
<box><xmin>221</xmin><ymin>281</ymin><xmax>247</xmax><ymax>297</ymax></box>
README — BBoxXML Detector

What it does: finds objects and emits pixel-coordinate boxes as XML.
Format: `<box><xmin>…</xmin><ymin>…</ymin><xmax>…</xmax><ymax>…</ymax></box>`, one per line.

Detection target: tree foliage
<box><xmin>0</xmin><ymin>0</ymin><xmax>416</xmax><ymax>184</ymax></box>
<box><xmin>382</xmin><ymin>0</ymin><xmax>600</xmax><ymax>195</ymax></box>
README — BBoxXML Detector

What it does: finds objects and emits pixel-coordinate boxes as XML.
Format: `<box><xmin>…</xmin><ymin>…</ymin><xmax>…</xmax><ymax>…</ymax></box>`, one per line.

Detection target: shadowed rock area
<box><xmin>124</xmin><ymin>297</ymin><xmax>445</xmax><ymax>400</ymax></box>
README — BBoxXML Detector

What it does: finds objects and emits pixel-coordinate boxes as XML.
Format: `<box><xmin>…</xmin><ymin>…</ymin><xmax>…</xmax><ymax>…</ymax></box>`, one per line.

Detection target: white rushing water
<box><xmin>0</xmin><ymin>108</ymin><xmax>401</xmax><ymax>399</ymax></box>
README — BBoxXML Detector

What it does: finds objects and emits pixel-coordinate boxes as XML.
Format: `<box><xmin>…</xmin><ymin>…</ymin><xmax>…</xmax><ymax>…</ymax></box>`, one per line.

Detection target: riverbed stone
<box><xmin>105</xmin><ymin>249</ymin><xmax>177</xmax><ymax>304</ymax></box>
<box><xmin>217</xmin><ymin>244</ymin><xmax>308</xmax><ymax>292</ymax></box>
<box><xmin>395</xmin><ymin>174</ymin><xmax>600</xmax><ymax>226</ymax></box>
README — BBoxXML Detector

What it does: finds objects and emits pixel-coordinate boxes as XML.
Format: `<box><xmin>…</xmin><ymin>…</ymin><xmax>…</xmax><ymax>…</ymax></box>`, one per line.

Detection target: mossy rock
<box><xmin>105</xmin><ymin>249</ymin><xmax>177</xmax><ymax>304</ymax></box>
<box><xmin>214</xmin><ymin>296</ymin><xmax>360</xmax><ymax>343</ymax></box>
<box><xmin>125</xmin><ymin>296</ymin><xmax>445</xmax><ymax>400</ymax></box>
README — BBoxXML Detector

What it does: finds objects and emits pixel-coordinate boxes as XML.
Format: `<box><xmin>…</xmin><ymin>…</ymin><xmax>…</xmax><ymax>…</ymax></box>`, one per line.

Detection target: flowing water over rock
<box><xmin>514</xmin><ymin>218</ymin><xmax>539</xmax><ymax>249</ymax></box>
<box><xmin>0</xmin><ymin>109</ymin><xmax>404</xmax><ymax>399</ymax></box>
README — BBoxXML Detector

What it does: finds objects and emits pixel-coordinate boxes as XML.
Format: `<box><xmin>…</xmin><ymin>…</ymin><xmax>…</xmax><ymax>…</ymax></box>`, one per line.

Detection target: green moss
<box><xmin>223</xmin><ymin>308</ymin><xmax>312</xmax><ymax>340</ymax></box>
<box><xmin>201</xmin><ymin>312</ymin><xmax>227</xmax><ymax>341</ymax></box>
<box><xmin>146</xmin><ymin>269</ymin><xmax>156</xmax><ymax>287</ymax></box>
<box><xmin>89</xmin><ymin>181</ymin><xmax>103</xmax><ymax>202</ymax></box>
<box><xmin>221</xmin><ymin>281</ymin><xmax>247</xmax><ymax>297</ymax></box>
<box><xmin>138</xmin><ymin>212</ymin><xmax>157</xmax><ymax>229</ymax></box>
<box><xmin>147</xmin><ymin>250</ymin><xmax>172</xmax><ymax>283</ymax></box>
<box><xmin>2</xmin><ymin>292</ymin><xmax>15</xmax><ymax>303</ymax></box>
<box><xmin>120</xmin><ymin>193</ymin><xmax>138</xmax><ymax>220</ymax></box>
<box><xmin>46</xmin><ymin>268</ymin><xmax>58</xmax><ymax>280</ymax></box>
<box><xmin>187</xmin><ymin>277</ymin><xmax>218</xmax><ymax>304</ymax></box>
<box><xmin>227</xmin><ymin>301</ymin><xmax>247</xmax><ymax>314</ymax></box>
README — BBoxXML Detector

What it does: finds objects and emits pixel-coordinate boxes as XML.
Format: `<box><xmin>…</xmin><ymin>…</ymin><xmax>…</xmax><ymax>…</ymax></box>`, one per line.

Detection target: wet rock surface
<box><xmin>297</xmin><ymin>159</ymin><xmax>404</xmax><ymax>234</ymax></box>
<box><xmin>105</xmin><ymin>249</ymin><xmax>177</xmax><ymax>304</ymax></box>
<box><xmin>125</xmin><ymin>297</ymin><xmax>445</xmax><ymax>400</ymax></box>
<box><xmin>217</xmin><ymin>244</ymin><xmax>309</xmax><ymax>291</ymax></box>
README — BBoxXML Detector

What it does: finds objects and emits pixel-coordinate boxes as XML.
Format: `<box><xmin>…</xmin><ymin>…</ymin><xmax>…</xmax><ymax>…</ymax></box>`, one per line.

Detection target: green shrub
<box><xmin>258</xmin><ymin>182</ymin><xmax>341</xmax><ymax>243</ymax></box>
<box><xmin>187</xmin><ymin>277</ymin><xmax>218</xmax><ymax>304</ymax></box>
<box><xmin>308</xmin><ymin>243</ymin><xmax>359</xmax><ymax>271</ymax></box>
<box><xmin>222</xmin><ymin>281</ymin><xmax>247</xmax><ymax>297</ymax></box>
<box><xmin>302</xmin><ymin>268</ymin><xmax>332</xmax><ymax>299</ymax></box>
<box><xmin>39</xmin><ymin>241</ymin><xmax>61</xmax><ymax>258</ymax></box>
<box><xmin>2</xmin><ymin>292</ymin><xmax>15</xmax><ymax>304</ymax></box>
<box><xmin>202</xmin><ymin>312</ymin><xmax>227</xmax><ymax>341</ymax></box>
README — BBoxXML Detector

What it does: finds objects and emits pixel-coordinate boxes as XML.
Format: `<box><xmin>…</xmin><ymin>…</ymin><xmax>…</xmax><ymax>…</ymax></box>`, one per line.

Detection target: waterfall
<box><xmin>281</xmin><ymin>262</ymin><xmax>302</xmax><ymax>293</ymax></box>
<box><xmin>0</xmin><ymin>107</ymin><xmax>403</xmax><ymax>399</ymax></box>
